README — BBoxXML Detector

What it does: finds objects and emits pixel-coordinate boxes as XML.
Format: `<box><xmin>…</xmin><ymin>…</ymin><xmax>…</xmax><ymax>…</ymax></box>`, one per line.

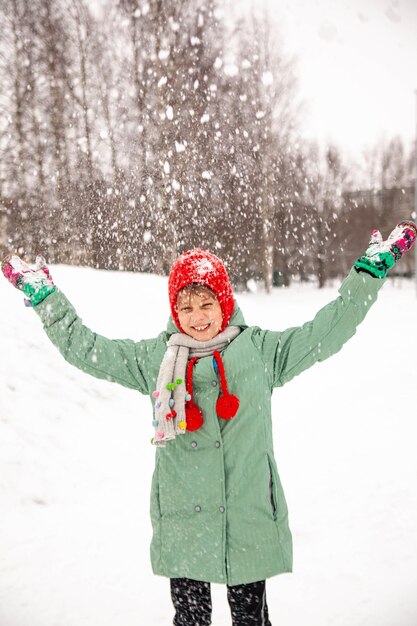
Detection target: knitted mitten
<box><xmin>1</xmin><ymin>254</ymin><xmax>56</xmax><ymax>306</ymax></box>
<box><xmin>354</xmin><ymin>220</ymin><xmax>417</xmax><ymax>278</ymax></box>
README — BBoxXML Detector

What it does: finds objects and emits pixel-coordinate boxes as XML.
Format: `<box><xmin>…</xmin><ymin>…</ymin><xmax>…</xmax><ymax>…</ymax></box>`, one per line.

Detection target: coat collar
<box><xmin>166</xmin><ymin>300</ymin><xmax>247</xmax><ymax>337</ymax></box>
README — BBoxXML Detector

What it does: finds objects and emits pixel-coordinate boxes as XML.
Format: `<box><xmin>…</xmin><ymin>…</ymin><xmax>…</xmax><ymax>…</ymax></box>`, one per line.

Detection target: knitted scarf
<box><xmin>151</xmin><ymin>326</ymin><xmax>241</xmax><ymax>447</ymax></box>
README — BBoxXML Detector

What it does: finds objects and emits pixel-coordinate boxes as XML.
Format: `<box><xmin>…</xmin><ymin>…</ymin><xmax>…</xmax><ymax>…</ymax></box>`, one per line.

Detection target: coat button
<box><xmin>191</xmin><ymin>441</ymin><xmax>197</xmax><ymax>448</ymax></box>
<box><xmin>215</xmin><ymin>441</ymin><xmax>221</xmax><ymax>448</ymax></box>
<box><xmin>211</xmin><ymin>380</ymin><xmax>217</xmax><ymax>387</ymax></box>
<box><xmin>219</xmin><ymin>506</ymin><xmax>225</xmax><ymax>513</ymax></box>
<box><xmin>195</xmin><ymin>505</ymin><xmax>201</xmax><ymax>512</ymax></box>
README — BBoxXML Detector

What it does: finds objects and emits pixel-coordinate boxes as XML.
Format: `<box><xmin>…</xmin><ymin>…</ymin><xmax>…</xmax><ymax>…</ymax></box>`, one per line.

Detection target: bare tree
<box><xmin>0</xmin><ymin>0</ymin><xmax>304</xmax><ymax>281</ymax></box>
<box><xmin>301</xmin><ymin>143</ymin><xmax>348</xmax><ymax>287</ymax></box>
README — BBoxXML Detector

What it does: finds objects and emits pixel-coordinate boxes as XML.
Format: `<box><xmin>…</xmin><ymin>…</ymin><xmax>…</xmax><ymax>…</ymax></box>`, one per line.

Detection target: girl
<box><xmin>2</xmin><ymin>220</ymin><xmax>416</xmax><ymax>625</ymax></box>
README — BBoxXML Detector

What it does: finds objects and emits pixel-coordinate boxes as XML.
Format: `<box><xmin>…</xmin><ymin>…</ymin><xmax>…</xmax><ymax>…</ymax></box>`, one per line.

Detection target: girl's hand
<box><xmin>354</xmin><ymin>220</ymin><xmax>417</xmax><ymax>278</ymax></box>
<box><xmin>1</xmin><ymin>254</ymin><xmax>56</xmax><ymax>306</ymax></box>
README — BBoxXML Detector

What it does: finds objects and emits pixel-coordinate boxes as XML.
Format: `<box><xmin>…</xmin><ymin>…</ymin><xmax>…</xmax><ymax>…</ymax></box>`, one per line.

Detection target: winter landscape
<box><xmin>1</xmin><ymin>266</ymin><xmax>417</xmax><ymax>625</ymax></box>
<box><xmin>1</xmin><ymin>0</ymin><xmax>417</xmax><ymax>623</ymax></box>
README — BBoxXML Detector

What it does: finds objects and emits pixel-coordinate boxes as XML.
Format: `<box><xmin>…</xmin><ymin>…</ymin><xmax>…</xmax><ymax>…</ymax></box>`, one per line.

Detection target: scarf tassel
<box><xmin>213</xmin><ymin>350</ymin><xmax>240</xmax><ymax>420</ymax></box>
<box><xmin>185</xmin><ymin>357</ymin><xmax>204</xmax><ymax>431</ymax></box>
<box><xmin>185</xmin><ymin>352</ymin><xmax>239</xmax><ymax>429</ymax></box>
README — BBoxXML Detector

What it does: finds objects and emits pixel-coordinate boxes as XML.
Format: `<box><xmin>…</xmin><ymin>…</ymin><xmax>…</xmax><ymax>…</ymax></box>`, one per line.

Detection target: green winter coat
<box><xmin>34</xmin><ymin>268</ymin><xmax>384</xmax><ymax>585</ymax></box>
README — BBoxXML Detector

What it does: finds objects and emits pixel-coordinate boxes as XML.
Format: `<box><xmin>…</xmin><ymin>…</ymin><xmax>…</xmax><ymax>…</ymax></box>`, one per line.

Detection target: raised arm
<box><xmin>2</xmin><ymin>255</ymin><xmax>153</xmax><ymax>393</ymax></box>
<box><xmin>253</xmin><ymin>220</ymin><xmax>416</xmax><ymax>388</ymax></box>
<box><xmin>253</xmin><ymin>267</ymin><xmax>383</xmax><ymax>388</ymax></box>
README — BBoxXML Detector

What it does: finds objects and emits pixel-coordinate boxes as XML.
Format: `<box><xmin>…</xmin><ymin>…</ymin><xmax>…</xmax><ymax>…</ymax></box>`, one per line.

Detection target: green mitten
<box><xmin>1</xmin><ymin>254</ymin><xmax>56</xmax><ymax>306</ymax></box>
<box><xmin>354</xmin><ymin>220</ymin><xmax>417</xmax><ymax>278</ymax></box>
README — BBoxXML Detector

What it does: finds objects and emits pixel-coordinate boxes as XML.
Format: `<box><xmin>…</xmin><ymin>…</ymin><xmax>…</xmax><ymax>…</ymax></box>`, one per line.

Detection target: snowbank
<box><xmin>1</xmin><ymin>266</ymin><xmax>416</xmax><ymax>625</ymax></box>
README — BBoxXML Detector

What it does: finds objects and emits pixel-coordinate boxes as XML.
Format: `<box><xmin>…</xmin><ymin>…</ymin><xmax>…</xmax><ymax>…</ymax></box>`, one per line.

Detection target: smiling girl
<box><xmin>176</xmin><ymin>285</ymin><xmax>224</xmax><ymax>341</ymax></box>
<box><xmin>2</xmin><ymin>221</ymin><xmax>416</xmax><ymax>625</ymax></box>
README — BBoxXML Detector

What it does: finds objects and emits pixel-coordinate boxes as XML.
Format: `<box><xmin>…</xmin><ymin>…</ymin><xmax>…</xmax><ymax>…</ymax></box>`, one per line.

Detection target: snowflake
<box><xmin>195</xmin><ymin>259</ymin><xmax>214</xmax><ymax>275</ymax></box>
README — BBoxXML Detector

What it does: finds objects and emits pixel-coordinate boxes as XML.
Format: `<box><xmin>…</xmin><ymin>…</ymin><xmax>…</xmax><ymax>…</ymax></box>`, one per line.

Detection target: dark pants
<box><xmin>170</xmin><ymin>577</ymin><xmax>272</xmax><ymax>625</ymax></box>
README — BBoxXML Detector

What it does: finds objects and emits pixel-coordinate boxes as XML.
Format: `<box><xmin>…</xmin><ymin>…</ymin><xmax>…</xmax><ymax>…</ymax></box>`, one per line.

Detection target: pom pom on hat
<box><xmin>168</xmin><ymin>248</ymin><xmax>234</xmax><ymax>332</ymax></box>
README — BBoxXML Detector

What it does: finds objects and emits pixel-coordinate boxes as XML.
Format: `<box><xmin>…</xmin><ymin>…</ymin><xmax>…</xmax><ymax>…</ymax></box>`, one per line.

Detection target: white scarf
<box><xmin>152</xmin><ymin>326</ymin><xmax>241</xmax><ymax>447</ymax></box>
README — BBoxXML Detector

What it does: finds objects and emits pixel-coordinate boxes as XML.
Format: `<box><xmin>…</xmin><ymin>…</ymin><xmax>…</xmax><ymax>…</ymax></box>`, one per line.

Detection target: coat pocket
<box><xmin>150</xmin><ymin>457</ymin><xmax>161</xmax><ymax>522</ymax></box>
<box><xmin>267</xmin><ymin>454</ymin><xmax>278</xmax><ymax>521</ymax></box>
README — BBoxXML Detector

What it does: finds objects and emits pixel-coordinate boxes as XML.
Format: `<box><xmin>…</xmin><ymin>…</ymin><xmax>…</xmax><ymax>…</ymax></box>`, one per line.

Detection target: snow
<box><xmin>262</xmin><ymin>71</ymin><xmax>274</xmax><ymax>87</ymax></box>
<box><xmin>1</xmin><ymin>265</ymin><xmax>416</xmax><ymax>625</ymax></box>
<box><xmin>175</xmin><ymin>141</ymin><xmax>186</xmax><ymax>153</ymax></box>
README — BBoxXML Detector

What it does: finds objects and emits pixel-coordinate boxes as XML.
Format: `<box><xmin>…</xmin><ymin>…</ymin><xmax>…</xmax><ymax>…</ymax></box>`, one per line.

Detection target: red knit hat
<box><xmin>168</xmin><ymin>249</ymin><xmax>234</xmax><ymax>333</ymax></box>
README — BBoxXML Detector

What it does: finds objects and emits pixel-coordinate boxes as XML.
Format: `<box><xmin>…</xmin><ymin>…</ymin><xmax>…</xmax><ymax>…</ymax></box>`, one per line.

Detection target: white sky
<box><xmin>273</xmin><ymin>0</ymin><xmax>417</xmax><ymax>156</ymax></box>
<box><xmin>90</xmin><ymin>0</ymin><xmax>416</xmax><ymax>157</ymax></box>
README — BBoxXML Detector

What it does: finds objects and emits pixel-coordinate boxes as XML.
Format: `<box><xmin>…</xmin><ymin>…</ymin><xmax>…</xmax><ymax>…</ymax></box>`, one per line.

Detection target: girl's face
<box><xmin>177</xmin><ymin>287</ymin><xmax>223</xmax><ymax>341</ymax></box>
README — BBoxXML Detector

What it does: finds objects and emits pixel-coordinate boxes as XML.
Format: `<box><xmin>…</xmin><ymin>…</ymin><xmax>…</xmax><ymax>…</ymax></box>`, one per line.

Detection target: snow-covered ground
<box><xmin>1</xmin><ymin>265</ymin><xmax>416</xmax><ymax>626</ymax></box>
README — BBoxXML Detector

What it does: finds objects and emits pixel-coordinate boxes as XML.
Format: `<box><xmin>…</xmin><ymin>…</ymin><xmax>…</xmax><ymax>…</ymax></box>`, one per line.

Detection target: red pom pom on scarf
<box><xmin>185</xmin><ymin>401</ymin><xmax>204</xmax><ymax>431</ymax></box>
<box><xmin>216</xmin><ymin>393</ymin><xmax>239</xmax><ymax>420</ymax></box>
